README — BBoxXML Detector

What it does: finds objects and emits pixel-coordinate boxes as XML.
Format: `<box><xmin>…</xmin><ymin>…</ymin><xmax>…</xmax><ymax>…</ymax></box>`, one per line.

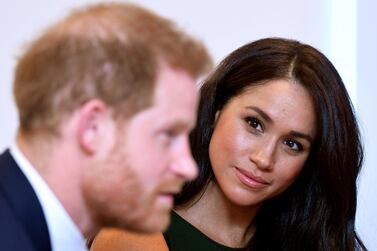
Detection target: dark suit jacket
<box><xmin>0</xmin><ymin>149</ymin><xmax>52</xmax><ymax>251</ymax></box>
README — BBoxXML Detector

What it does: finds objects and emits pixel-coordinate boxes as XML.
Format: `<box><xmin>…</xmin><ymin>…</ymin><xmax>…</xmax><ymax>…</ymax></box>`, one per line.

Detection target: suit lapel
<box><xmin>0</xmin><ymin>149</ymin><xmax>52</xmax><ymax>251</ymax></box>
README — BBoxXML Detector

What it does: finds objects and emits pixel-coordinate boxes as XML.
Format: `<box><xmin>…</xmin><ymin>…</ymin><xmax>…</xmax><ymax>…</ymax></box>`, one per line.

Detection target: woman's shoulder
<box><xmin>90</xmin><ymin>228</ymin><xmax>168</xmax><ymax>251</ymax></box>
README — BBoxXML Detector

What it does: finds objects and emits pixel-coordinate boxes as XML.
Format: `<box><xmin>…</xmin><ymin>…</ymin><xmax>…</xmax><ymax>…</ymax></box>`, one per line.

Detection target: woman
<box><xmin>91</xmin><ymin>38</ymin><xmax>366</xmax><ymax>250</ymax></box>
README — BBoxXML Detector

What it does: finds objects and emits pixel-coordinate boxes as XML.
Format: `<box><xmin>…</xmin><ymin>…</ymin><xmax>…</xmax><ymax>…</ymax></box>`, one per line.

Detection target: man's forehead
<box><xmin>153</xmin><ymin>66</ymin><xmax>197</xmax><ymax>96</ymax></box>
<box><xmin>146</xmin><ymin>103</ymin><xmax>196</xmax><ymax>128</ymax></box>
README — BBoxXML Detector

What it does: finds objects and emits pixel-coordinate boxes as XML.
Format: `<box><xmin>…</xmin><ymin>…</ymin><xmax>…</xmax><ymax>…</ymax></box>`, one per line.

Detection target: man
<box><xmin>0</xmin><ymin>3</ymin><xmax>212</xmax><ymax>251</ymax></box>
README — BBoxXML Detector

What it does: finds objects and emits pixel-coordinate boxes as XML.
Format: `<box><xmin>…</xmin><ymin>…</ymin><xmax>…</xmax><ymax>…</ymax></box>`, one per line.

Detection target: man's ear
<box><xmin>76</xmin><ymin>99</ymin><xmax>111</xmax><ymax>155</ymax></box>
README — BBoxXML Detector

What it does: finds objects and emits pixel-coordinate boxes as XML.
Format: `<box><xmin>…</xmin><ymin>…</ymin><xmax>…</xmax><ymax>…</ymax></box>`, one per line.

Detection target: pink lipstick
<box><xmin>234</xmin><ymin>167</ymin><xmax>270</xmax><ymax>189</ymax></box>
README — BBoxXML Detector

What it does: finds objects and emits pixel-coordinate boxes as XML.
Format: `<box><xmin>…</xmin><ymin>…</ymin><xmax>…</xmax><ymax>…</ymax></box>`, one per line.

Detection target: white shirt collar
<box><xmin>10</xmin><ymin>143</ymin><xmax>87</xmax><ymax>251</ymax></box>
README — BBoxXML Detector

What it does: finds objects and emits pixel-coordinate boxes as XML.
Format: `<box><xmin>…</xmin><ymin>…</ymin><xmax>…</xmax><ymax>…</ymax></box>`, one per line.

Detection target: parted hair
<box><xmin>14</xmin><ymin>2</ymin><xmax>212</xmax><ymax>135</ymax></box>
<box><xmin>177</xmin><ymin>38</ymin><xmax>366</xmax><ymax>251</ymax></box>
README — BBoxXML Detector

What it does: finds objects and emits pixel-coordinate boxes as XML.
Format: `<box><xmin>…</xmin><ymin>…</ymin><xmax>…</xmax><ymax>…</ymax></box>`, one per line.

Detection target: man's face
<box><xmin>83</xmin><ymin>66</ymin><xmax>199</xmax><ymax>232</ymax></box>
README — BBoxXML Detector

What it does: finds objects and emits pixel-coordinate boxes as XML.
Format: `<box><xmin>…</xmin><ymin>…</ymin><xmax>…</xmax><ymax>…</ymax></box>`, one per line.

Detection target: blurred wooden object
<box><xmin>90</xmin><ymin>228</ymin><xmax>169</xmax><ymax>251</ymax></box>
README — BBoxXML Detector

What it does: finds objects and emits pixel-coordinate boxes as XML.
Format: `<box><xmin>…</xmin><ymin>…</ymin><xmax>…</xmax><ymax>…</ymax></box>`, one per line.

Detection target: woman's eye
<box><xmin>246</xmin><ymin>117</ymin><xmax>263</xmax><ymax>131</ymax></box>
<box><xmin>284</xmin><ymin>139</ymin><xmax>303</xmax><ymax>152</ymax></box>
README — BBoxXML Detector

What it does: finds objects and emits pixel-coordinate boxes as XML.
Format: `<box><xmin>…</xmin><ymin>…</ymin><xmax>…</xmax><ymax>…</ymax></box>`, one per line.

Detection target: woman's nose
<box><xmin>249</xmin><ymin>141</ymin><xmax>275</xmax><ymax>171</ymax></box>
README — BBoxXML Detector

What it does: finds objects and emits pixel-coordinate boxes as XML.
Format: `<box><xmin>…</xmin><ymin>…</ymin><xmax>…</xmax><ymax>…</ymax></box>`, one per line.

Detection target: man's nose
<box><xmin>171</xmin><ymin>138</ymin><xmax>198</xmax><ymax>181</ymax></box>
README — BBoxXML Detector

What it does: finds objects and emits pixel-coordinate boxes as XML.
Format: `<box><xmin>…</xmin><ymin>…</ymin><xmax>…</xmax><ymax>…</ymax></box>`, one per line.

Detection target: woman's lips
<box><xmin>234</xmin><ymin>167</ymin><xmax>270</xmax><ymax>189</ymax></box>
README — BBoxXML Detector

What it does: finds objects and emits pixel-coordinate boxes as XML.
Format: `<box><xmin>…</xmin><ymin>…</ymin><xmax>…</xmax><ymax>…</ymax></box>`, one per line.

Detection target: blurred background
<box><xmin>1</xmin><ymin>0</ymin><xmax>376</xmax><ymax>249</ymax></box>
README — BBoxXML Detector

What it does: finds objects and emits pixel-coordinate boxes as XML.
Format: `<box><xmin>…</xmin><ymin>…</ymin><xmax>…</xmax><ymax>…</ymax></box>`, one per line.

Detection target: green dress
<box><xmin>163</xmin><ymin>211</ymin><xmax>246</xmax><ymax>251</ymax></box>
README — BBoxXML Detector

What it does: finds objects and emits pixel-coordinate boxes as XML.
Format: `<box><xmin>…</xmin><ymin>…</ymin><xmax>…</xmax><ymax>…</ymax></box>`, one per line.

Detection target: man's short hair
<box><xmin>14</xmin><ymin>3</ymin><xmax>212</xmax><ymax>134</ymax></box>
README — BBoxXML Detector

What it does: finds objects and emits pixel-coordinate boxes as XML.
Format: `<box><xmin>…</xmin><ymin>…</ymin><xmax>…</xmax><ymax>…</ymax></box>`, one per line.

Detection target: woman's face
<box><xmin>209</xmin><ymin>79</ymin><xmax>316</xmax><ymax>207</ymax></box>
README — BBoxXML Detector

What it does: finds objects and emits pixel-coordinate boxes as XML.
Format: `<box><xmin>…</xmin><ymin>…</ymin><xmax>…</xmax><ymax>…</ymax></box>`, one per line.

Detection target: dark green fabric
<box><xmin>163</xmin><ymin>211</ymin><xmax>245</xmax><ymax>251</ymax></box>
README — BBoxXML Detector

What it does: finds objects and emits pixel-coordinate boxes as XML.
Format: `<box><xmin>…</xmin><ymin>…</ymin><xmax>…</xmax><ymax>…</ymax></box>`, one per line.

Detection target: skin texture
<box><xmin>88</xmin><ymin>37</ymin><xmax>366</xmax><ymax>251</ymax></box>
<box><xmin>81</xmin><ymin>65</ymin><xmax>199</xmax><ymax>233</ymax></box>
<box><xmin>17</xmin><ymin>65</ymin><xmax>200</xmax><ymax>238</ymax></box>
<box><xmin>11</xmin><ymin>3</ymin><xmax>213</xmax><ymax>243</ymax></box>
<box><xmin>177</xmin><ymin>79</ymin><xmax>317</xmax><ymax>247</ymax></box>
<box><xmin>209</xmin><ymin>79</ymin><xmax>316</xmax><ymax>208</ymax></box>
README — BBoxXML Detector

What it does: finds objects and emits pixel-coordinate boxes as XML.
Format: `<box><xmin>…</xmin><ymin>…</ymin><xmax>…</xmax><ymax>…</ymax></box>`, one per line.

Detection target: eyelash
<box><xmin>164</xmin><ymin>129</ymin><xmax>175</xmax><ymax>137</ymax></box>
<box><xmin>245</xmin><ymin>116</ymin><xmax>305</xmax><ymax>152</ymax></box>
<box><xmin>245</xmin><ymin>116</ymin><xmax>264</xmax><ymax>132</ymax></box>
<box><xmin>284</xmin><ymin>139</ymin><xmax>304</xmax><ymax>152</ymax></box>
<box><xmin>157</xmin><ymin>129</ymin><xmax>177</xmax><ymax>146</ymax></box>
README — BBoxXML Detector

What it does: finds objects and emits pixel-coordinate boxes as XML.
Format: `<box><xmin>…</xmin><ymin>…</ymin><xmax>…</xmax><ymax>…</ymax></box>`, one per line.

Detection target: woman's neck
<box><xmin>175</xmin><ymin>180</ymin><xmax>260</xmax><ymax>248</ymax></box>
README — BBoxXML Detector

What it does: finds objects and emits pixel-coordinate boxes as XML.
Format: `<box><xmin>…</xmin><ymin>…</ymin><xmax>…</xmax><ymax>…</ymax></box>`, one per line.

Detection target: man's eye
<box><xmin>165</xmin><ymin>128</ymin><xmax>184</xmax><ymax>141</ymax></box>
<box><xmin>164</xmin><ymin>129</ymin><xmax>176</xmax><ymax>138</ymax></box>
<box><xmin>245</xmin><ymin>117</ymin><xmax>263</xmax><ymax>131</ymax></box>
<box><xmin>284</xmin><ymin>139</ymin><xmax>303</xmax><ymax>152</ymax></box>
<box><xmin>158</xmin><ymin>129</ymin><xmax>177</xmax><ymax>147</ymax></box>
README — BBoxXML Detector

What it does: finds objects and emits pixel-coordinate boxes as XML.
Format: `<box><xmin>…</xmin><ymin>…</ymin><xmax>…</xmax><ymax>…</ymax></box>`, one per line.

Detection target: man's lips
<box><xmin>234</xmin><ymin>167</ymin><xmax>271</xmax><ymax>189</ymax></box>
<box><xmin>160</xmin><ymin>185</ymin><xmax>182</xmax><ymax>196</ymax></box>
<box><xmin>158</xmin><ymin>186</ymin><xmax>182</xmax><ymax>200</ymax></box>
<box><xmin>157</xmin><ymin>193</ymin><xmax>174</xmax><ymax>206</ymax></box>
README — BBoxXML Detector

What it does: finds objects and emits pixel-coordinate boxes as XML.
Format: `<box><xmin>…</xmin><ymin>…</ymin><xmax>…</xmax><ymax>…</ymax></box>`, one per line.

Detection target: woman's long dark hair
<box><xmin>175</xmin><ymin>38</ymin><xmax>366</xmax><ymax>250</ymax></box>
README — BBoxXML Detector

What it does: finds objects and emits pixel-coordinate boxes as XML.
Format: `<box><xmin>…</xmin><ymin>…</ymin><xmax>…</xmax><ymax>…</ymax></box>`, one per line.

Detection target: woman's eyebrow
<box><xmin>246</xmin><ymin>106</ymin><xmax>314</xmax><ymax>143</ymax></box>
<box><xmin>289</xmin><ymin>131</ymin><xmax>314</xmax><ymax>143</ymax></box>
<box><xmin>246</xmin><ymin>106</ymin><xmax>273</xmax><ymax>124</ymax></box>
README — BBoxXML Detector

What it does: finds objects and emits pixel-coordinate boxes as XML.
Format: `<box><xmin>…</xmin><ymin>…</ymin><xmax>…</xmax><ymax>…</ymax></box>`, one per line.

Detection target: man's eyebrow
<box><xmin>161</xmin><ymin>119</ymin><xmax>195</xmax><ymax>131</ymax></box>
<box><xmin>246</xmin><ymin>106</ymin><xmax>273</xmax><ymax>124</ymax></box>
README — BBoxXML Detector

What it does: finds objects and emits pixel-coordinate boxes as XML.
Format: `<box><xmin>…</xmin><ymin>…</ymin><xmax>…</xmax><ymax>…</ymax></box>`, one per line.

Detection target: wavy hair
<box><xmin>176</xmin><ymin>38</ymin><xmax>366</xmax><ymax>251</ymax></box>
